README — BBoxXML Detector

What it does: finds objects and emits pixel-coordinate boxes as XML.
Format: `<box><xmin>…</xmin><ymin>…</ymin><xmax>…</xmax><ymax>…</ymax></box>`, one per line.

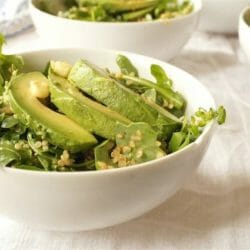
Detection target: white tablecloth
<box><xmin>1</xmin><ymin>30</ymin><xmax>250</xmax><ymax>250</ymax></box>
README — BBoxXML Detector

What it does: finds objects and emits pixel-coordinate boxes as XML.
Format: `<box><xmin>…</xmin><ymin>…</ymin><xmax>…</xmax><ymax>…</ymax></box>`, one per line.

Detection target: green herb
<box><xmin>0</xmin><ymin>140</ymin><xmax>32</xmax><ymax>166</ymax></box>
<box><xmin>116</xmin><ymin>54</ymin><xmax>139</xmax><ymax>77</ymax></box>
<box><xmin>0</xmin><ymin>34</ymin><xmax>24</xmax><ymax>82</ymax></box>
<box><xmin>168</xmin><ymin>106</ymin><xmax>227</xmax><ymax>153</ymax></box>
<box><xmin>114</xmin><ymin>55</ymin><xmax>185</xmax><ymax>110</ymax></box>
<box><xmin>1</xmin><ymin>116</ymin><xmax>19</xmax><ymax>129</ymax></box>
<box><xmin>48</xmin><ymin>0</ymin><xmax>194</xmax><ymax>22</ymax></box>
<box><xmin>151</xmin><ymin>64</ymin><xmax>172</xmax><ymax>88</ymax></box>
<box><xmin>0</xmin><ymin>34</ymin><xmax>226</xmax><ymax>171</ymax></box>
<box><xmin>95</xmin><ymin>122</ymin><xmax>165</xmax><ymax>169</ymax></box>
<box><xmin>15</xmin><ymin>164</ymin><xmax>44</xmax><ymax>171</ymax></box>
<box><xmin>114</xmin><ymin>71</ymin><xmax>185</xmax><ymax>110</ymax></box>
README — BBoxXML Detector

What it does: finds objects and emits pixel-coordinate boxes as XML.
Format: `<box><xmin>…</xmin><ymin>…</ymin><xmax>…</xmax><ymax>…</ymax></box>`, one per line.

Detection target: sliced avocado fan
<box><xmin>77</xmin><ymin>0</ymin><xmax>159</xmax><ymax>12</ymax></box>
<box><xmin>48</xmin><ymin>65</ymin><xmax>131</xmax><ymax>139</ymax></box>
<box><xmin>8</xmin><ymin>72</ymin><xmax>97</xmax><ymax>153</ymax></box>
<box><xmin>68</xmin><ymin>59</ymin><xmax>157</xmax><ymax>124</ymax></box>
<box><xmin>68</xmin><ymin>59</ymin><xmax>182</xmax><ymax>138</ymax></box>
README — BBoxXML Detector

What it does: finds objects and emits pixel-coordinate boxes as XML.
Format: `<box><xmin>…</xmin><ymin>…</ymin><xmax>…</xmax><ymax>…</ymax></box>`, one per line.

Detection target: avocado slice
<box><xmin>49</xmin><ymin>68</ymin><xmax>131</xmax><ymax>139</ymax></box>
<box><xmin>78</xmin><ymin>0</ymin><xmax>159</xmax><ymax>12</ymax></box>
<box><xmin>36</xmin><ymin>0</ymin><xmax>76</xmax><ymax>15</ymax></box>
<box><xmin>68</xmin><ymin>60</ymin><xmax>182</xmax><ymax>138</ymax></box>
<box><xmin>8</xmin><ymin>72</ymin><xmax>97</xmax><ymax>152</ymax></box>
<box><xmin>68</xmin><ymin>60</ymin><xmax>158</xmax><ymax>123</ymax></box>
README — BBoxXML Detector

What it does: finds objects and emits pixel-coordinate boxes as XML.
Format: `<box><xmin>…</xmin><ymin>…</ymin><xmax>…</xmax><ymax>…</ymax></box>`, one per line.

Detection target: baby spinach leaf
<box><xmin>95</xmin><ymin>122</ymin><xmax>166</xmax><ymax>170</ymax></box>
<box><xmin>95</xmin><ymin>140</ymin><xmax>116</xmax><ymax>170</ymax></box>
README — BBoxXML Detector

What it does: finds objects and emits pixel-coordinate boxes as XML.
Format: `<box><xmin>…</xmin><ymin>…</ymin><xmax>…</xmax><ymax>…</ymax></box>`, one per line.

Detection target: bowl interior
<box><xmin>0</xmin><ymin>47</ymin><xmax>216</xmax><ymax>175</ymax></box>
<box><xmin>21</xmin><ymin>48</ymin><xmax>215</xmax><ymax>116</ymax></box>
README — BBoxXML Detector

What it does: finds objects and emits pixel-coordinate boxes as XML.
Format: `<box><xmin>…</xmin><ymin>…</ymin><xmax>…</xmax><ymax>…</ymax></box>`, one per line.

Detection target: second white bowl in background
<box><xmin>239</xmin><ymin>7</ymin><xmax>250</xmax><ymax>62</ymax></box>
<box><xmin>29</xmin><ymin>0</ymin><xmax>202</xmax><ymax>61</ymax></box>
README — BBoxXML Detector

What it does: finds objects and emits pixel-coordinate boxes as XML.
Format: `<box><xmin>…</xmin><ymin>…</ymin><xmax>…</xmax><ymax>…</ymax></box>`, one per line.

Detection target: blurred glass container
<box><xmin>29</xmin><ymin>0</ymin><xmax>202</xmax><ymax>61</ymax></box>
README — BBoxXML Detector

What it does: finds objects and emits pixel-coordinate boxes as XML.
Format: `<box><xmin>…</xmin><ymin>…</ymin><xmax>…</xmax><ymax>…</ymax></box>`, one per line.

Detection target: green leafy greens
<box><xmin>38</xmin><ymin>0</ymin><xmax>194</xmax><ymax>22</ymax></box>
<box><xmin>0</xmin><ymin>34</ymin><xmax>226</xmax><ymax>171</ymax></box>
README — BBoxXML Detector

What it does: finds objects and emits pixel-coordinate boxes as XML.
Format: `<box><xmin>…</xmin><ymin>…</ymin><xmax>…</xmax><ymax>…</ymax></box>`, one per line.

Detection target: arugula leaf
<box><xmin>168</xmin><ymin>131</ymin><xmax>190</xmax><ymax>153</ymax></box>
<box><xmin>0</xmin><ymin>54</ymin><xmax>24</xmax><ymax>81</ymax></box>
<box><xmin>37</xmin><ymin>156</ymin><xmax>50</xmax><ymax>171</ymax></box>
<box><xmin>151</xmin><ymin>64</ymin><xmax>172</xmax><ymax>88</ymax></box>
<box><xmin>119</xmin><ymin>74</ymin><xmax>185</xmax><ymax>109</ymax></box>
<box><xmin>0</xmin><ymin>141</ymin><xmax>21</xmax><ymax>166</ymax></box>
<box><xmin>168</xmin><ymin>106</ymin><xmax>227</xmax><ymax>153</ymax></box>
<box><xmin>116</xmin><ymin>54</ymin><xmax>139</xmax><ymax>77</ymax></box>
<box><xmin>91</xmin><ymin>6</ymin><xmax>107</xmax><ymax>21</ymax></box>
<box><xmin>0</xmin><ymin>140</ymin><xmax>32</xmax><ymax>166</ymax></box>
<box><xmin>27</xmin><ymin>133</ymin><xmax>65</xmax><ymax>171</ymax></box>
<box><xmin>27</xmin><ymin>133</ymin><xmax>55</xmax><ymax>163</ymax></box>
<box><xmin>114</xmin><ymin>56</ymin><xmax>185</xmax><ymax>109</ymax></box>
<box><xmin>1</xmin><ymin>116</ymin><xmax>19</xmax><ymax>129</ymax></box>
<box><xmin>0</xmin><ymin>34</ymin><xmax>24</xmax><ymax>82</ymax></box>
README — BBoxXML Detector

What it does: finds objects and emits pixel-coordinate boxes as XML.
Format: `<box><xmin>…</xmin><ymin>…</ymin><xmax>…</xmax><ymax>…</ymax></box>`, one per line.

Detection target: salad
<box><xmin>37</xmin><ymin>0</ymin><xmax>194</xmax><ymax>22</ymax></box>
<box><xmin>0</xmin><ymin>35</ymin><xmax>226</xmax><ymax>172</ymax></box>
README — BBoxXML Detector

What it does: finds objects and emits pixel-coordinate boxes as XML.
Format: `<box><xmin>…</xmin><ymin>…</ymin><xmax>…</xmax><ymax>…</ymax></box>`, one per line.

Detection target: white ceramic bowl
<box><xmin>239</xmin><ymin>7</ymin><xmax>250</xmax><ymax>62</ymax></box>
<box><xmin>0</xmin><ymin>48</ymin><xmax>216</xmax><ymax>232</ymax></box>
<box><xmin>29</xmin><ymin>0</ymin><xmax>202</xmax><ymax>61</ymax></box>
<box><xmin>199</xmin><ymin>0</ymin><xmax>250</xmax><ymax>34</ymax></box>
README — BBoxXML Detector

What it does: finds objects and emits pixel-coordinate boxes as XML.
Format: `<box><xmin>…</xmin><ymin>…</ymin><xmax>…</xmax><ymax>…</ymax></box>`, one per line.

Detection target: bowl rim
<box><xmin>2</xmin><ymin>47</ymin><xmax>216</xmax><ymax>176</ymax></box>
<box><xmin>29</xmin><ymin>0</ymin><xmax>202</xmax><ymax>26</ymax></box>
